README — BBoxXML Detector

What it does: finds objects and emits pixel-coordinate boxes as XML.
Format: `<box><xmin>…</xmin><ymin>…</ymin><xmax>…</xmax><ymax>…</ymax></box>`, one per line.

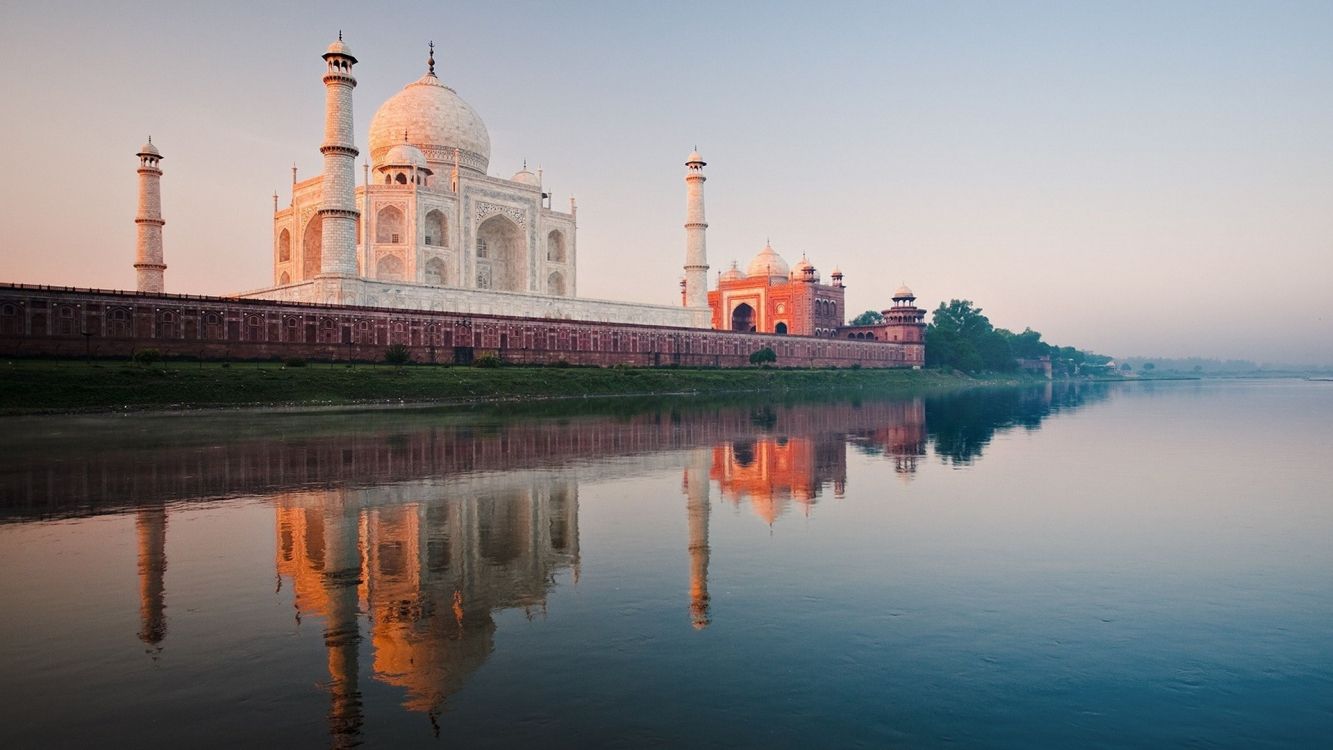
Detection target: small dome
<box><xmin>746</xmin><ymin>241</ymin><xmax>789</xmax><ymax>279</ymax></box>
<box><xmin>137</xmin><ymin>139</ymin><xmax>160</xmax><ymax>157</ymax></box>
<box><xmin>720</xmin><ymin>261</ymin><xmax>746</xmax><ymax>283</ymax></box>
<box><xmin>893</xmin><ymin>284</ymin><xmax>915</xmax><ymax>299</ymax></box>
<box><xmin>381</xmin><ymin>142</ymin><xmax>430</xmax><ymax>172</ymax></box>
<box><xmin>511</xmin><ymin>169</ymin><xmax>539</xmax><ymax>186</ymax></box>
<box><xmin>324</xmin><ymin>38</ymin><xmax>355</xmax><ymax>60</ymax></box>
<box><xmin>790</xmin><ymin>255</ymin><xmax>817</xmax><ymax>280</ymax></box>
<box><xmin>686</xmin><ymin>149</ymin><xmax>705</xmax><ymax>165</ymax></box>
<box><xmin>830</xmin><ymin>266</ymin><xmax>843</xmax><ymax>276</ymax></box>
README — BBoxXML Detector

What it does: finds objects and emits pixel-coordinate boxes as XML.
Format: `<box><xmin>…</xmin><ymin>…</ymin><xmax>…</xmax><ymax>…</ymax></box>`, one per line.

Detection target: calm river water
<box><xmin>1</xmin><ymin>380</ymin><xmax>1330</xmax><ymax>748</ymax></box>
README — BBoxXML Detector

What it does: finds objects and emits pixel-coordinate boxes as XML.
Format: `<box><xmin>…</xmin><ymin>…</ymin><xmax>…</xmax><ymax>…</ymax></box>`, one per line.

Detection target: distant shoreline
<box><xmin>0</xmin><ymin>359</ymin><xmax>1050</xmax><ymax>417</ymax></box>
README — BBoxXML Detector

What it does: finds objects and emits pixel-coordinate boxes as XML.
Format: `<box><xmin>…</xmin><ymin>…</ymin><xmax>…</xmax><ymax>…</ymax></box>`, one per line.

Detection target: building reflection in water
<box><xmin>135</xmin><ymin>505</ymin><xmax>168</xmax><ymax>650</ymax></box>
<box><xmin>25</xmin><ymin>387</ymin><xmax>1106</xmax><ymax>741</ymax></box>
<box><xmin>273</xmin><ymin>477</ymin><xmax>579</xmax><ymax>740</ymax></box>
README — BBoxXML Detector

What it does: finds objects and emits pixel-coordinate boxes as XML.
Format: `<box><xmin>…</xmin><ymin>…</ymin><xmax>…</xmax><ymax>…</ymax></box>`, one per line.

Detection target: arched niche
<box><xmin>476</xmin><ymin>214</ymin><xmax>526</xmax><ymax>292</ymax></box>
<box><xmin>278</xmin><ymin>229</ymin><xmax>291</xmax><ymax>262</ymax></box>
<box><xmin>547</xmin><ymin>270</ymin><xmax>566</xmax><ymax>296</ymax></box>
<box><xmin>425</xmin><ymin>210</ymin><xmax>446</xmax><ymax>247</ymax></box>
<box><xmin>376</xmin><ymin>254</ymin><xmax>404</xmax><ymax>281</ymax></box>
<box><xmin>546</xmin><ymin>230</ymin><xmax>566</xmax><ymax>263</ymax></box>
<box><xmin>302</xmin><ymin>215</ymin><xmax>322</xmax><ymax>278</ymax></box>
<box><xmin>424</xmin><ymin>256</ymin><xmax>448</xmax><ymax>286</ymax></box>
<box><xmin>376</xmin><ymin>205</ymin><xmax>405</xmax><ymax>244</ymax></box>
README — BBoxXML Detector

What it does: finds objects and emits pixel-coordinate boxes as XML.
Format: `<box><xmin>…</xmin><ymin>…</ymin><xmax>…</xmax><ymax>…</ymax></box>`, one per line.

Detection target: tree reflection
<box><xmin>924</xmin><ymin>382</ymin><xmax>1112</xmax><ymax>465</ymax></box>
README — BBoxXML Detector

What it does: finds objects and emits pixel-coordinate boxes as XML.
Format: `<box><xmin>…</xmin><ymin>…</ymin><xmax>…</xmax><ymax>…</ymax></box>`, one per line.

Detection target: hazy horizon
<box><xmin>1</xmin><ymin>1</ymin><xmax>1330</xmax><ymax>365</ymax></box>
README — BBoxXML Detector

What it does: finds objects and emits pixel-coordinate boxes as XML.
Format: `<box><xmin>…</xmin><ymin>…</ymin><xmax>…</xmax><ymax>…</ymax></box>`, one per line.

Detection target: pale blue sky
<box><xmin>2</xmin><ymin>1</ymin><xmax>1330</xmax><ymax>364</ymax></box>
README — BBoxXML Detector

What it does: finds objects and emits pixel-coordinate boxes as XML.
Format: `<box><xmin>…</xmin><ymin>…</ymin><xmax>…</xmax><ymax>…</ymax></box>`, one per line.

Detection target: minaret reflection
<box><xmin>683</xmin><ymin>449</ymin><xmax>711</xmax><ymax>629</ymax></box>
<box><xmin>275</xmin><ymin>476</ymin><xmax>579</xmax><ymax>737</ymax></box>
<box><xmin>273</xmin><ymin>491</ymin><xmax>365</xmax><ymax>745</ymax></box>
<box><xmin>135</xmin><ymin>505</ymin><xmax>168</xmax><ymax>649</ymax></box>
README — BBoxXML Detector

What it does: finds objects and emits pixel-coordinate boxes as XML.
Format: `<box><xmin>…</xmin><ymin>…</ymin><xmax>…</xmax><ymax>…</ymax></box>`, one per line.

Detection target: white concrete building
<box><xmin>242</xmin><ymin>38</ymin><xmax>709</xmax><ymax>328</ymax></box>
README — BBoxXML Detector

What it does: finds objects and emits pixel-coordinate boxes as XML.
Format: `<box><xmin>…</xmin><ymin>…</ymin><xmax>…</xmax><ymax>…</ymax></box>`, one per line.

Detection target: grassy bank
<box><xmin>0</xmin><ymin>359</ymin><xmax>1025</xmax><ymax>415</ymax></box>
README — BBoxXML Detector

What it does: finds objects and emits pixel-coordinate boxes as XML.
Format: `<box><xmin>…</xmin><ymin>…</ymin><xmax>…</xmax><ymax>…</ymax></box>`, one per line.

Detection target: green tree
<box><xmin>132</xmin><ymin>348</ymin><xmax>161</xmax><ymax>366</ymax></box>
<box><xmin>749</xmin><ymin>347</ymin><xmax>777</xmax><ymax>365</ymax></box>
<box><xmin>384</xmin><ymin>344</ymin><xmax>411</xmax><ymax>366</ymax></box>
<box><xmin>850</xmin><ymin>310</ymin><xmax>884</xmax><ymax>326</ymax></box>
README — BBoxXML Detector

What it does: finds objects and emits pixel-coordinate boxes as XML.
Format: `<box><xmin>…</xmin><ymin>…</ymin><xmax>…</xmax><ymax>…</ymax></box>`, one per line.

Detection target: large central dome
<box><xmin>368</xmin><ymin>72</ymin><xmax>490</xmax><ymax>177</ymax></box>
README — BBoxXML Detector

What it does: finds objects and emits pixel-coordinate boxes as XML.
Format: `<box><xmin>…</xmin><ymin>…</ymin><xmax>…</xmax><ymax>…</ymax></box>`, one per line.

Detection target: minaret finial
<box><xmin>403</xmin><ymin>129</ymin><xmax>408</xmax><ymax>143</ymax></box>
<box><xmin>428</xmin><ymin>41</ymin><xmax>436</xmax><ymax>76</ymax></box>
<box><xmin>147</xmin><ymin>135</ymin><xmax>152</xmax><ymax>144</ymax></box>
<box><xmin>338</xmin><ymin>30</ymin><xmax>343</xmax><ymax>41</ymax></box>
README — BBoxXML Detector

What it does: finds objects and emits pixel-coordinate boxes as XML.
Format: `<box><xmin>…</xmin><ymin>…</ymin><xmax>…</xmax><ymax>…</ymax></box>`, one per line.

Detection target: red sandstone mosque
<box><xmin>0</xmin><ymin>35</ymin><xmax>925</xmax><ymax>368</ymax></box>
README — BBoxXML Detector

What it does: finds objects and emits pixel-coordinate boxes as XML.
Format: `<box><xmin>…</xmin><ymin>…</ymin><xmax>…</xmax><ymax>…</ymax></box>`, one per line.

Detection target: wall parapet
<box><xmin>0</xmin><ymin>284</ymin><xmax>924</xmax><ymax>369</ymax></box>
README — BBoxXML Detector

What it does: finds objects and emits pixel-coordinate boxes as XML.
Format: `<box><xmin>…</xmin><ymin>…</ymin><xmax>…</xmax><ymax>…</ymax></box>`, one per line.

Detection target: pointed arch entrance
<box><xmin>731</xmin><ymin>303</ymin><xmax>755</xmax><ymax>332</ymax></box>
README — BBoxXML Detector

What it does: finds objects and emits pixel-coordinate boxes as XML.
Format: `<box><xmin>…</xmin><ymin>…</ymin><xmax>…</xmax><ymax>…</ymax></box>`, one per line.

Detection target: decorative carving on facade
<box><xmin>474</xmin><ymin>201</ymin><xmax>527</xmax><ymax>229</ymax></box>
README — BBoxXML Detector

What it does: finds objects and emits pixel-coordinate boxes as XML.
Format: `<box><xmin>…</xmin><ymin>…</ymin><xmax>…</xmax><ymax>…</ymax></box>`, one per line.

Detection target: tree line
<box><xmin>855</xmin><ymin>300</ymin><xmax>1113</xmax><ymax>376</ymax></box>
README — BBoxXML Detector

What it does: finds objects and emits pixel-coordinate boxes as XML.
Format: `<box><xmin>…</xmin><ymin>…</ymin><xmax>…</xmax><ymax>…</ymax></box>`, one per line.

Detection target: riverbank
<box><xmin>0</xmin><ymin>359</ymin><xmax>1034</xmax><ymax>415</ymax></box>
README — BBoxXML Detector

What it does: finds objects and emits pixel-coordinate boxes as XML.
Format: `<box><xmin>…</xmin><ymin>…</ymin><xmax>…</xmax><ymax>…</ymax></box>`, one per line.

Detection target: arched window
<box><xmin>424</xmin><ymin>257</ymin><xmax>447</xmax><ymax>285</ymax></box>
<box><xmin>278</xmin><ymin>229</ymin><xmax>291</xmax><ymax>262</ymax></box>
<box><xmin>476</xmin><ymin>237</ymin><xmax>488</xmax><ymax>258</ymax></box>
<box><xmin>775</xmin><ymin>322</ymin><xmax>788</xmax><ymax>335</ymax></box>
<box><xmin>376</xmin><ymin>254</ymin><xmax>405</xmax><ymax>281</ymax></box>
<box><xmin>376</xmin><ymin>205</ymin><xmax>405</xmax><ymax>244</ymax></box>
<box><xmin>546</xmin><ymin>230</ymin><xmax>566</xmax><ymax>263</ymax></box>
<box><xmin>548</xmin><ymin>270</ymin><xmax>566</xmax><ymax>296</ymax></box>
<box><xmin>425</xmin><ymin>210</ymin><xmax>446</xmax><ymax>247</ymax></box>
<box><xmin>384</xmin><ymin>174</ymin><xmax>391</xmax><ymax>184</ymax></box>
<box><xmin>395</xmin><ymin>173</ymin><xmax>407</xmax><ymax>185</ymax></box>
<box><xmin>302</xmin><ymin>215</ymin><xmax>322</xmax><ymax>278</ymax></box>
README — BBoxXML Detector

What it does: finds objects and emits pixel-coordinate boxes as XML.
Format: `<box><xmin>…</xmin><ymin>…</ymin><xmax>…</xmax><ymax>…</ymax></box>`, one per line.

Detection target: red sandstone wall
<box><xmin>0</xmin><ymin>284</ymin><xmax>924</xmax><ymax>368</ymax></box>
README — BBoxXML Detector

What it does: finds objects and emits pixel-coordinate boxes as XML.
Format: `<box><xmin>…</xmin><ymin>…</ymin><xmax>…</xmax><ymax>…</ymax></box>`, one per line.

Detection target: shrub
<box><xmin>283</xmin><ymin>357</ymin><xmax>307</xmax><ymax>368</ymax></box>
<box><xmin>550</xmin><ymin>359</ymin><xmax>571</xmax><ymax>368</ymax></box>
<box><xmin>474</xmin><ymin>354</ymin><xmax>502</xmax><ymax>368</ymax></box>
<box><xmin>384</xmin><ymin>344</ymin><xmax>411</xmax><ymax>365</ymax></box>
<box><xmin>133</xmin><ymin>348</ymin><xmax>161</xmax><ymax>366</ymax></box>
<box><xmin>850</xmin><ymin>362</ymin><xmax>862</xmax><ymax>370</ymax></box>
<box><xmin>749</xmin><ymin>347</ymin><xmax>777</xmax><ymax>365</ymax></box>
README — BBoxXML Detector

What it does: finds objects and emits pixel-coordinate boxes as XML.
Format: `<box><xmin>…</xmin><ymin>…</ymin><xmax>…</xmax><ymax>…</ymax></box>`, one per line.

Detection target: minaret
<box><xmin>684</xmin><ymin>449</ymin><xmax>712</xmax><ymax>629</ymax></box>
<box><xmin>133</xmin><ymin>137</ymin><xmax>166</xmax><ymax>292</ymax></box>
<box><xmin>683</xmin><ymin>149</ymin><xmax>709</xmax><ymax>308</ymax></box>
<box><xmin>318</xmin><ymin>34</ymin><xmax>360</xmax><ymax>276</ymax></box>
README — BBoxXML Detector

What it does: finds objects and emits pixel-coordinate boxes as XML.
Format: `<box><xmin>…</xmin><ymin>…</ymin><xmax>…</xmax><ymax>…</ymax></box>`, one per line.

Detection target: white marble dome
<box><xmin>719</xmin><ymin>261</ymin><xmax>746</xmax><ymax>283</ymax></box>
<box><xmin>746</xmin><ymin>241</ymin><xmax>789</xmax><ymax>279</ymax></box>
<box><xmin>137</xmin><ymin>139</ymin><xmax>160</xmax><ymax>157</ymax></box>
<box><xmin>511</xmin><ymin>168</ymin><xmax>539</xmax><ymax>186</ymax></box>
<box><xmin>893</xmin><ymin>284</ymin><xmax>915</xmax><ymax>299</ymax></box>
<box><xmin>368</xmin><ymin>72</ymin><xmax>490</xmax><ymax>176</ymax></box>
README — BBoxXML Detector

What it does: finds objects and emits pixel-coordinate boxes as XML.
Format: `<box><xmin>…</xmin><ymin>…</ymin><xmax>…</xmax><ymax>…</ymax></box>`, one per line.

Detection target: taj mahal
<box><xmin>0</xmin><ymin>34</ymin><xmax>927</xmax><ymax>368</ymax></box>
<box><xmin>176</xmin><ymin>35</ymin><xmax>919</xmax><ymax>339</ymax></box>
<box><xmin>233</xmin><ymin>36</ymin><xmax>712</xmax><ymax>328</ymax></box>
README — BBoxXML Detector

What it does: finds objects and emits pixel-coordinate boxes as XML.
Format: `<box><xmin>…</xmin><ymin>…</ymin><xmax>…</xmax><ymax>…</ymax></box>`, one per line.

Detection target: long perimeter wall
<box><xmin>0</xmin><ymin>284</ymin><xmax>924</xmax><ymax>368</ymax></box>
